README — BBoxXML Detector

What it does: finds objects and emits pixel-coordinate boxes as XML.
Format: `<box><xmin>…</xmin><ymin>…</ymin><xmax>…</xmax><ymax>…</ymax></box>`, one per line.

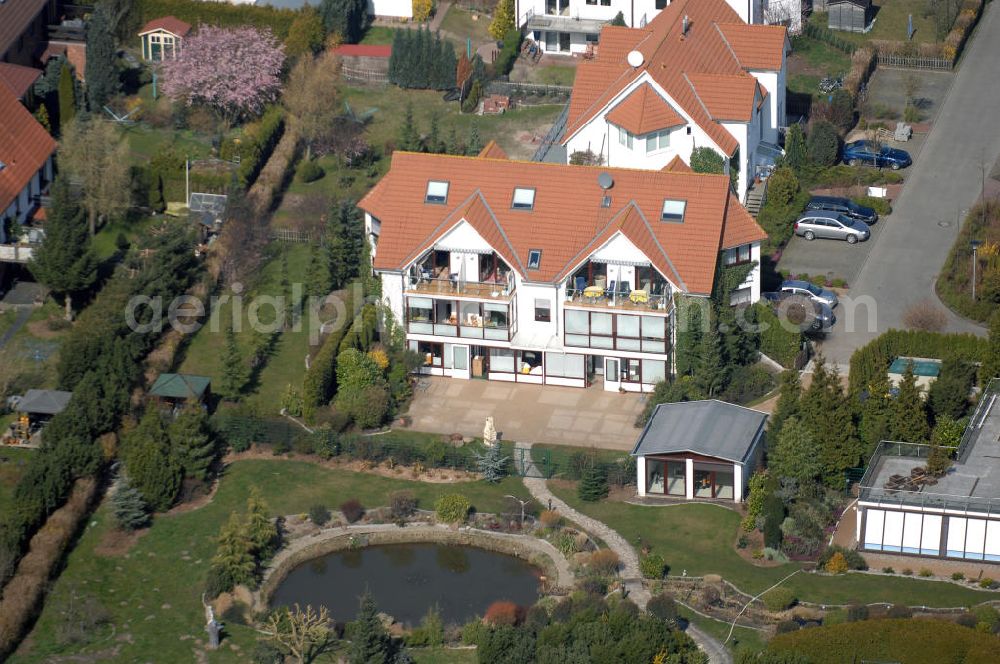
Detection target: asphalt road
<box><xmin>818</xmin><ymin>5</ymin><xmax>1000</xmax><ymax>366</ymax></box>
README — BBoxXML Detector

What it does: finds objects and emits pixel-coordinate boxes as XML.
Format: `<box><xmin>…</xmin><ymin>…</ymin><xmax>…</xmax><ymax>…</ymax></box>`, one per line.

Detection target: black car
<box><xmin>805</xmin><ymin>195</ymin><xmax>878</xmax><ymax>225</ymax></box>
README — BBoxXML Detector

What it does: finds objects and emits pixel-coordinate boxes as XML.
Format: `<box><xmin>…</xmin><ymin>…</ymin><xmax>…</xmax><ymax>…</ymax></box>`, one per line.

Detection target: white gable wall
<box><xmin>368</xmin><ymin>0</ymin><xmax>413</xmax><ymax>18</ymax></box>
<box><xmin>434</xmin><ymin>219</ymin><xmax>494</xmax><ymax>254</ymax></box>
<box><xmin>591</xmin><ymin>232</ymin><xmax>651</xmax><ymax>265</ymax></box>
<box><xmin>564</xmin><ymin>72</ymin><xmax>723</xmax><ymax>175</ymax></box>
<box><xmin>516</xmin><ymin>0</ymin><xmax>762</xmax><ymax>29</ymax></box>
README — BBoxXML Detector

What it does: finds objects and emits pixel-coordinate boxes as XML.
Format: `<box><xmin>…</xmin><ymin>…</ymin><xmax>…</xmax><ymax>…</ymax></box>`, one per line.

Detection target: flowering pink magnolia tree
<box><xmin>160</xmin><ymin>25</ymin><xmax>286</xmax><ymax>122</ymax></box>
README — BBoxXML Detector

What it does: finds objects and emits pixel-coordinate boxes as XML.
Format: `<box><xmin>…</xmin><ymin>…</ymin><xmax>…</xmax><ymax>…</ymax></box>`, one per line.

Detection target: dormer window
<box><xmin>512</xmin><ymin>187</ymin><xmax>536</xmax><ymax>210</ymax></box>
<box><xmin>661</xmin><ymin>199</ymin><xmax>686</xmax><ymax>222</ymax></box>
<box><xmin>425</xmin><ymin>180</ymin><xmax>449</xmax><ymax>204</ymax></box>
<box><xmin>527</xmin><ymin>249</ymin><xmax>542</xmax><ymax>270</ymax></box>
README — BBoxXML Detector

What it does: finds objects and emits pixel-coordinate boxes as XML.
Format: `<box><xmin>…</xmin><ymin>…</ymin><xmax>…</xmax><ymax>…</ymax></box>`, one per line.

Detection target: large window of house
<box><xmin>693</xmin><ymin>463</ymin><xmax>734</xmax><ymax>499</ymax></box>
<box><xmin>646</xmin><ymin>459</ymin><xmax>685</xmax><ymax>495</ymax></box>
<box><xmin>622</xmin><ymin>358</ymin><xmax>642</xmax><ymax>383</ymax></box>
<box><xmin>545</xmin><ymin>352</ymin><xmax>585</xmax><ymax>379</ymax></box>
<box><xmin>618</xmin><ymin>127</ymin><xmax>634</xmax><ymax>150</ymax></box>
<box><xmin>417</xmin><ymin>341</ymin><xmax>443</xmax><ymax>367</ymax></box>
<box><xmin>489</xmin><ymin>348</ymin><xmax>516</xmax><ymax>373</ymax></box>
<box><xmin>565</xmin><ymin>311</ymin><xmax>669</xmax><ymax>355</ymax></box>
<box><xmin>518</xmin><ymin>350</ymin><xmax>543</xmax><ymax>375</ymax></box>
<box><xmin>645</xmin><ymin>129</ymin><xmax>671</xmax><ymax>154</ymax></box>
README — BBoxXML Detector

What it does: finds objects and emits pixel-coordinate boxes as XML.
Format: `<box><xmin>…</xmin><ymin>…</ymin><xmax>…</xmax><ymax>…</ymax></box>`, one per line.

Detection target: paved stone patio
<box><xmin>401</xmin><ymin>377</ymin><xmax>646</xmax><ymax>450</ymax></box>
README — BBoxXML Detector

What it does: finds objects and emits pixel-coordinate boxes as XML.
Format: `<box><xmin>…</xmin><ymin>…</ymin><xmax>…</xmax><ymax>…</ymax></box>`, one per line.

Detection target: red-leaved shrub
<box><xmin>340</xmin><ymin>498</ymin><xmax>364</xmax><ymax>524</ymax></box>
<box><xmin>483</xmin><ymin>600</ymin><xmax>523</xmax><ymax>626</ymax></box>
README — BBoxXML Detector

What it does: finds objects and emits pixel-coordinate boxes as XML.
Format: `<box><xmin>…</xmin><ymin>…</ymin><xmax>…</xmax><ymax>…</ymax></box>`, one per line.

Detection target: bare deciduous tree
<box><xmin>261</xmin><ymin>603</ymin><xmax>334</xmax><ymax>664</ymax></box>
<box><xmin>283</xmin><ymin>52</ymin><xmax>341</xmax><ymax>161</ymax></box>
<box><xmin>58</xmin><ymin>118</ymin><xmax>131</xmax><ymax>236</ymax></box>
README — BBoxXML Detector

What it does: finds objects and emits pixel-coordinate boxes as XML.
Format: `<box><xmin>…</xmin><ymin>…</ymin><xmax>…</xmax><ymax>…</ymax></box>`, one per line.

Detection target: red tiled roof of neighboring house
<box><xmin>478</xmin><ymin>140</ymin><xmax>508</xmax><ymax>159</ymax></box>
<box><xmin>716</xmin><ymin>23</ymin><xmax>788</xmax><ymax>71</ymax></box>
<box><xmin>563</xmin><ymin>0</ymin><xmax>785</xmax><ymax>156</ymax></box>
<box><xmin>605</xmin><ymin>83</ymin><xmax>686</xmax><ymax>135</ymax></box>
<box><xmin>332</xmin><ymin>44</ymin><xmax>392</xmax><ymax>58</ymax></box>
<box><xmin>662</xmin><ymin>155</ymin><xmax>692</xmax><ymax>172</ymax></box>
<box><xmin>722</xmin><ymin>192</ymin><xmax>767</xmax><ymax>248</ymax></box>
<box><xmin>0</xmin><ymin>0</ymin><xmax>48</xmax><ymax>59</ymax></box>
<box><xmin>0</xmin><ymin>88</ymin><xmax>56</xmax><ymax>214</ymax></box>
<box><xmin>686</xmin><ymin>72</ymin><xmax>762</xmax><ymax>122</ymax></box>
<box><xmin>359</xmin><ymin>152</ymin><xmax>766</xmax><ymax>295</ymax></box>
<box><xmin>139</xmin><ymin>16</ymin><xmax>192</xmax><ymax>38</ymax></box>
<box><xmin>0</xmin><ymin>62</ymin><xmax>43</xmax><ymax>100</ymax></box>
<box><xmin>41</xmin><ymin>42</ymin><xmax>87</xmax><ymax>81</ymax></box>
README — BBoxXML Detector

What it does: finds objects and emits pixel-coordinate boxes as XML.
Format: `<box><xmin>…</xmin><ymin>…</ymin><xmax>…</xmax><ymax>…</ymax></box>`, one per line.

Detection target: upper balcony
<box><xmin>564</xmin><ymin>260</ymin><xmax>673</xmax><ymax>315</ymax></box>
<box><xmin>404</xmin><ymin>250</ymin><xmax>515</xmax><ymax>302</ymax></box>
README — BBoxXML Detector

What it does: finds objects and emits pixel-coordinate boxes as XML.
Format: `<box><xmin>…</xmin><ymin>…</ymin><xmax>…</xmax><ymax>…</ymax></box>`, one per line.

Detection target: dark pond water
<box><xmin>270</xmin><ymin>543</ymin><xmax>542</xmax><ymax>625</ymax></box>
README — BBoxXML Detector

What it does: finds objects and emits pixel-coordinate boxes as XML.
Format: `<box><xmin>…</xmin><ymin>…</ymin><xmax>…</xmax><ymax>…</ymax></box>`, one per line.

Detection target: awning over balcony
<box><xmin>525</xmin><ymin>14</ymin><xmax>608</xmax><ymax>35</ymax></box>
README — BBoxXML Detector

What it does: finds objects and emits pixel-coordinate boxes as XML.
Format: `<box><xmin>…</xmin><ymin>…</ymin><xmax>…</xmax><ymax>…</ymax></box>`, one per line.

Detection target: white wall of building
<box><xmin>516</xmin><ymin>0</ymin><xmax>764</xmax><ymax>29</ymax></box>
<box><xmin>368</xmin><ymin>0</ymin><xmax>414</xmax><ymax>18</ymax></box>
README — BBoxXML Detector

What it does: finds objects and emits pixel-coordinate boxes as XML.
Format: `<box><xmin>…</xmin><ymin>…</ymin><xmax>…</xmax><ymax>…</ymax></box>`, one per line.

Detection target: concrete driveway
<box><xmin>401</xmin><ymin>377</ymin><xmax>645</xmax><ymax>451</ymax></box>
<box><xmin>816</xmin><ymin>6</ymin><xmax>1000</xmax><ymax>365</ymax></box>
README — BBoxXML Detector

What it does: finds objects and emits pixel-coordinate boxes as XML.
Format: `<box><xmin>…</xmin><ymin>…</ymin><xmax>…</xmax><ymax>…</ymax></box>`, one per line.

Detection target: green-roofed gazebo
<box><xmin>149</xmin><ymin>373</ymin><xmax>211</xmax><ymax>407</ymax></box>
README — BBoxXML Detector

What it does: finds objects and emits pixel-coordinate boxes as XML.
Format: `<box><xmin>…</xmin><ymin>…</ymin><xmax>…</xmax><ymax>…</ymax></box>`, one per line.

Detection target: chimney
<box><xmin>682</xmin><ymin>15</ymin><xmax>690</xmax><ymax>36</ymax></box>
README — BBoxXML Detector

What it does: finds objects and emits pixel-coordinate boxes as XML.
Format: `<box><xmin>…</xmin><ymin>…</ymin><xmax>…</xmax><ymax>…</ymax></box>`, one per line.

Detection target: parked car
<box><xmin>762</xmin><ymin>291</ymin><xmax>836</xmax><ymax>332</ymax></box>
<box><xmin>805</xmin><ymin>195</ymin><xmax>878</xmax><ymax>225</ymax></box>
<box><xmin>779</xmin><ymin>279</ymin><xmax>839</xmax><ymax>309</ymax></box>
<box><xmin>842</xmin><ymin>140</ymin><xmax>912</xmax><ymax>170</ymax></box>
<box><xmin>794</xmin><ymin>212</ymin><xmax>871</xmax><ymax>244</ymax></box>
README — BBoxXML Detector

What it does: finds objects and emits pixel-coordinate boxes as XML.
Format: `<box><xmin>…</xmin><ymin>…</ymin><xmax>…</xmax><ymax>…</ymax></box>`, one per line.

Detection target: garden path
<box><xmin>515</xmin><ymin>442</ymin><xmax>732</xmax><ymax>664</ymax></box>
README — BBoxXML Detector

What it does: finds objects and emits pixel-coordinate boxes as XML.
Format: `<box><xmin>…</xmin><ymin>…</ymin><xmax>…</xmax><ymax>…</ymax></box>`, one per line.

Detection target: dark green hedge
<box><xmin>229</xmin><ymin>106</ymin><xmax>285</xmax><ymax>188</ymax></box>
<box><xmin>134</xmin><ymin>0</ymin><xmax>299</xmax><ymax>41</ymax></box>
<box><xmin>494</xmin><ymin>28</ymin><xmax>523</xmax><ymax>77</ymax></box>
<box><xmin>301</xmin><ymin>287</ymin><xmax>359</xmax><ymax>421</ymax></box>
<box><xmin>769</xmin><ymin>619</ymin><xmax>1000</xmax><ymax>664</ymax></box>
<box><xmin>848</xmin><ymin>329</ymin><xmax>989</xmax><ymax>395</ymax></box>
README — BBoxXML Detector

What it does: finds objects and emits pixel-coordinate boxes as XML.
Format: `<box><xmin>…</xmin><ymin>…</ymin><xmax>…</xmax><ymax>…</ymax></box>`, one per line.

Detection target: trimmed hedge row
<box><xmin>227</xmin><ymin>106</ymin><xmax>286</xmax><ymax>188</ymax></box>
<box><xmin>301</xmin><ymin>288</ymin><xmax>359</xmax><ymax>421</ymax></box>
<box><xmin>769</xmin><ymin>618</ymin><xmax>1000</xmax><ymax>664</ymax></box>
<box><xmin>848</xmin><ymin>329</ymin><xmax>989</xmax><ymax>396</ymax></box>
<box><xmin>134</xmin><ymin>0</ymin><xmax>299</xmax><ymax>41</ymax></box>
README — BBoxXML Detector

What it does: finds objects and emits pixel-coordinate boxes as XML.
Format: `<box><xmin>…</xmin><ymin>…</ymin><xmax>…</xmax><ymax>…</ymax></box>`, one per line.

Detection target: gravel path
<box><xmin>515</xmin><ymin>441</ymin><xmax>733</xmax><ymax>664</ymax></box>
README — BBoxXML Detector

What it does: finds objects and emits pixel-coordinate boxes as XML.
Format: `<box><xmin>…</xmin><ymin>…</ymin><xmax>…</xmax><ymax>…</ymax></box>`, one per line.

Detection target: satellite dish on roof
<box><xmin>598</xmin><ymin>172</ymin><xmax>614</xmax><ymax>190</ymax></box>
<box><xmin>626</xmin><ymin>50</ymin><xmax>644</xmax><ymax>67</ymax></box>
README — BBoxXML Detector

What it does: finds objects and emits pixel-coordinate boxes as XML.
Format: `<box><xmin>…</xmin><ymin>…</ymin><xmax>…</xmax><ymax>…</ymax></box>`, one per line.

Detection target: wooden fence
<box><xmin>271</xmin><ymin>228</ymin><xmax>314</xmax><ymax>243</ymax></box>
<box><xmin>341</xmin><ymin>65</ymin><xmax>388</xmax><ymax>84</ymax></box>
<box><xmin>876</xmin><ymin>52</ymin><xmax>953</xmax><ymax>71</ymax></box>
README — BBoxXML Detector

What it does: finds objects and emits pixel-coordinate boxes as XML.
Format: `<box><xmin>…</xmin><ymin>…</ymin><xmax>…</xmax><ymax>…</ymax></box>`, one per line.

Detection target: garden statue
<box><xmin>484</xmin><ymin>416</ymin><xmax>498</xmax><ymax>447</ymax></box>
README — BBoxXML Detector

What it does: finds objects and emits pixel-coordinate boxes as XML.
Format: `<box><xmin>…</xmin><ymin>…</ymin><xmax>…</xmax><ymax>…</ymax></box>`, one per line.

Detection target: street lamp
<box><xmin>971</xmin><ymin>239</ymin><xmax>983</xmax><ymax>301</ymax></box>
<box><xmin>505</xmin><ymin>495</ymin><xmax>531</xmax><ymax>528</ymax></box>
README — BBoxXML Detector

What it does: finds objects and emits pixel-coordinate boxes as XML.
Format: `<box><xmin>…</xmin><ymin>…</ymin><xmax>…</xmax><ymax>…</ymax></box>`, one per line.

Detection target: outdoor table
<box><xmin>583</xmin><ymin>286</ymin><xmax>603</xmax><ymax>301</ymax></box>
<box><xmin>629</xmin><ymin>289</ymin><xmax>649</xmax><ymax>304</ymax></box>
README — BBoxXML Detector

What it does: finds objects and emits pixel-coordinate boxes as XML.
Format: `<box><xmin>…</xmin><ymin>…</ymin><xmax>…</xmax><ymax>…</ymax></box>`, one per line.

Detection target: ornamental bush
<box><xmin>435</xmin><ymin>493</ymin><xmax>471</xmax><ymax>523</ymax></box>
<box><xmin>340</xmin><ymin>498</ymin><xmax>364</xmax><ymax>523</ymax></box>
<box><xmin>484</xmin><ymin>600</ymin><xmax>522</xmax><ymax>626</ymax></box>
<box><xmin>806</xmin><ymin>120</ymin><xmax>840</xmax><ymax>167</ymax></box>
<box><xmin>646</xmin><ymin>593</ymin><xmax>678</xmax><ymax>622</ymax></box>
<box><xmin>640</xmin><ymin>553</ymin><xmax>668</xmax><ymax>579</ymax></box>
<box><xmin>588</xmin><ymin>549</ymin><xmax>621</xmax><ymax>575</ymax></box>
<box><xmin>295</xmin><ymin>158</ymin><xmax>324</xmax><ymax>183</ymax></box>
<box><xmin>309</xmin><ymin>504</ymin><xmax>331</xmax><ymax>526</ymax></box>
<box><xmin>762</xmin><ymin>587</ymin><xmax>796</xmax><ymax>612</ymax></box>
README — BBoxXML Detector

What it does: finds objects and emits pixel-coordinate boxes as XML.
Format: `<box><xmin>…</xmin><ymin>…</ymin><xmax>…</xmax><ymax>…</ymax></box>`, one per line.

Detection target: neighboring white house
<box><xmin>560</xmin><ymin>0</ymin><xmax>789</xmax><ymax>200</ymax></box>
<box><xmin>856</xmin><ymin>380</ymin><xmax>1000</xmax><ymax>562</ymax></box>
<box><xmin>632</xmin><ymin>399</ymin><xmax>767</xmax><ymax>503</ymax></box>
<box><xmin>368</xmin><ymin>0</ymin><xmax>413</xmax><ymax>19</ymax></box>
<box><xmin>0</xmin><ymin>78</ymin><xmax>55</xmax><ymax>246</ymax></box>
<box><xmin>516</xmin><ymin>0</ymin><xmax>800</xmax><ymax>55</ymax></box>
<box><xmin>358</xmin><ymin>145</ymin><xmax>766</xmax><ymax>393</ymax></box>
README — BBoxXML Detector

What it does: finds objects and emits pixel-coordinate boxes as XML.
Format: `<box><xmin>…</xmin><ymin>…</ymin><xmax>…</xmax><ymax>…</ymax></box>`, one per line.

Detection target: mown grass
<box><xmin>676</xmin><ymin>605</ymin><xmax>768</xmax><ymax>655</ymax></box>
<box><xmin>175</xmin><ymin>242</ymin><xmax>313</xmax><ymax>414</ymax></box>
<box><xmin>11</xmin><ymin>459</ymin><xmax>524</xmax><ymax>663</ymax></box>
<box><xmin>549</xmin><ymin>485</ymin><xmax>1000</xmax><ymax>607</ymax></box>
<box><xmin>814</xmin><ymin>0</ymin><xmax>940</xmax><ymax>46</ymax></box>
<box><xmin>440</xmin><ymin>5</ymin><xmax>492</xmax><ymax>45</ymax></box>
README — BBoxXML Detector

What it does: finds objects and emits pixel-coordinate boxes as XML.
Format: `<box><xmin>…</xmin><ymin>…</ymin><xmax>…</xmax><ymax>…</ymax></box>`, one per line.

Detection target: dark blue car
<box><xmin>842</xmin><ymin>140</ymin><xmax>912</xmax><ymax>170</ymax></box>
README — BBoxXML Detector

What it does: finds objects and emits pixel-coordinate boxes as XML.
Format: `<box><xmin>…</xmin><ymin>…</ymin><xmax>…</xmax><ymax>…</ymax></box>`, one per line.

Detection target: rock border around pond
<box><xmin>253</xmin><ymin>523</ymin><xmax>575</xmax><ymax>615</ymax></box>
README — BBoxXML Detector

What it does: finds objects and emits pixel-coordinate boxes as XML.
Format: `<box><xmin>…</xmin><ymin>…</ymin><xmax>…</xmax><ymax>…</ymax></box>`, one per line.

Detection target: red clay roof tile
<box><xmin>139</xmin><ymin>16</ymin><xmax>192</xmax><ymax>37</ymax></box>
<box><xmin>0</xmin><ymin>89</ymin><xmax>56</xmax><ymax>214</ymax></box>
<box><xmin>360</xmin><ymin>152</ymin><xmax>766</xmax><ymax>295</ymax></box>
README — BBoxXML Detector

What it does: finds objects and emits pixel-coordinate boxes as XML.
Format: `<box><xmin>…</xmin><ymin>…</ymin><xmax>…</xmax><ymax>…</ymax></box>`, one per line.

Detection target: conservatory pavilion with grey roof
<box><xmin>631</xmin><ymin>399</ymin><xmax>767</xmax><ymax>503</ymax></box>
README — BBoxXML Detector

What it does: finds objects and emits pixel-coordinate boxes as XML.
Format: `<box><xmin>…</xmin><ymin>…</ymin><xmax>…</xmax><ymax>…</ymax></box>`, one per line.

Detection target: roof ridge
<box><xmin>627</xmin><ymin>201</ymin><xmax>687</xmax><ymax>291</ymax></box>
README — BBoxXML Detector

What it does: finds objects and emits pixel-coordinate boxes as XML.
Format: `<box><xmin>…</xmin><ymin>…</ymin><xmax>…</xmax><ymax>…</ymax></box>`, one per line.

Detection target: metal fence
<box><xmin>271</xmin><ymin>228</ymin><xmax>314</xmax><ymax>243</ymax></box>
<box><xmin>531</xmin><ymin>103</ymin><xmax>569</xmax><ymax>163</ymax></box>
<box><xmin>876</xmin><ymin>52</ymin><xmax>953</xmax><ymax>71</ymax></box>
<box><xmin>487</xmin><ymin>80</ymin><xmax>573</xmax><ymax>99</ymax></box>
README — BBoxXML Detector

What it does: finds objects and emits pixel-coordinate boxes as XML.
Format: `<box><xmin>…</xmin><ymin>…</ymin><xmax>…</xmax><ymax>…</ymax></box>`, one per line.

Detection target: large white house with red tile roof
<box><xmin>560</xmin><ymin>0</ymin><xmax>789</xmax><ymax>199</ymax></box>
<box><xmin>359</xmin><ymin>149</ymin><xmax>766</xmax><ymax>391</ymax></box>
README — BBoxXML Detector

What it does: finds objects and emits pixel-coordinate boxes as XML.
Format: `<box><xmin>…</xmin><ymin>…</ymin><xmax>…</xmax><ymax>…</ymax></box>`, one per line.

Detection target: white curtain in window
<box><xmin>591</xmin><ymin>313</ymin><xmax>612</xmax><ymax>336</ymax></box>
<box><xmin>642</xmin><ymin>360</ymin><xmax>666</xmax><ymax>383</ymax></box>
<box><xmin>566</xmin><ymin>310</ymin><xmax>590</xmax><ymax>334</ymax></box>
<box><xmin>490</xmin><ymin>349</ymin><xmax>515</xmax><ymax>372</ymax></box>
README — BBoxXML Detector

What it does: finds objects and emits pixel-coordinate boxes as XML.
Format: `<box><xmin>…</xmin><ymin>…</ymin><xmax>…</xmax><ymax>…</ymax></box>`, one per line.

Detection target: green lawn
<box><xmin>175</xmin><ymin>242</ymin><xmax>313</xmax><ymax>414</ymax></box>
<box><xmin>549</xmin><ymin>486</ymin><xmax>1000</xmax><ymax>607</ymax></box>
<box><xmin>11</xmin><ymin>459</ymin><xmax>525</xmax><ymax>663</ymax></box>
<box><xmin>790</xmin><ymin>33</ymin><xmax>852</xmax><ymax>76</ymax></box>
<box><xmin>92</xmin><ymin>216</ymin><xmax>159</xmax><ymax>260</ymax></box>
<box><xmin>815</xmin><ymin>0</ymin><xmax>940</xmax><ymax>46</ymax></box>
<box><xmin>1</xmin><ymin>298</ymin><xmax>69</xmax><ymax>395</ymax></box>
<box><xmin>0</xmin><ymin>447</ymin><xmax>33</xmax><ymax>515</ymax></box>
<box><xmin>361</xmin><ymin>25</ymin><xmax>397</xmax><ymax>45</ymax></box>
<box><xmin>440</xmin><ymin>5</ymin><xmax>493</xmax><ymax>45</ymax></box>
<box><xmin>122</xmin><ymin>123</ymin><xmax>214</xmax><ymax>163</ymax></box>
<box><xmin>532</xmin><ymin>65</ymin><xmax>577</xmax><ymax>87</ymax></box>
<box><xmin>677</xmin><ymin>606</ymin><xmax>768</xmax><ymax>655</ymax></box>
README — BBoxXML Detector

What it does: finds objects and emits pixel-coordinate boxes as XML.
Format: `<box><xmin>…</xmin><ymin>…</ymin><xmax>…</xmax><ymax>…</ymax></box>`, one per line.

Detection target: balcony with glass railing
<box><xmin>405</xmin><ymin>296</ymin><xmax>515</xmax><ymax>342</ymax></box>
